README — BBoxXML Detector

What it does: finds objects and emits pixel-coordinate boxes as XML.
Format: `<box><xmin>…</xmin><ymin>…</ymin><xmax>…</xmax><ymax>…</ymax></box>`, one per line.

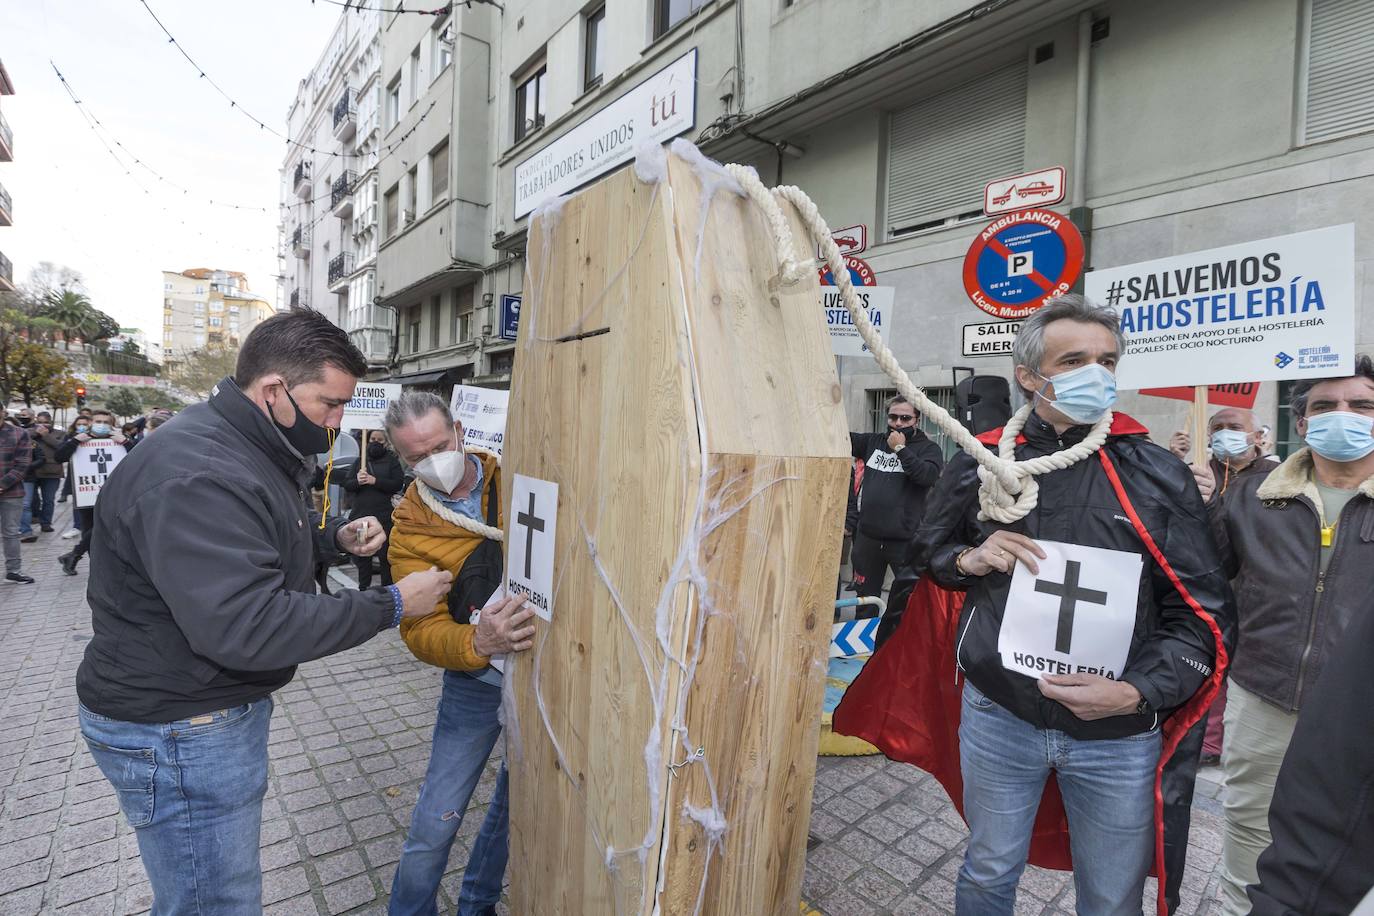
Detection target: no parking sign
<box><xmin>962</xmin><ymin>208</ymin><xmax>1084</xmax><ymax>320</ymax></box>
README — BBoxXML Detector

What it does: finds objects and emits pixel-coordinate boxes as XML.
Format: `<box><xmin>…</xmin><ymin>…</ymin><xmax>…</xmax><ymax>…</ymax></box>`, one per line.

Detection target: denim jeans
<box><xmin>22</xmin><ymin>478</ymin><xmax>59</xmax><ymax>532</ymax></box>
<box><xmin>390</xmin><ymin>671</ymin><xmax>509</xmax><ymax>916</ymax></box>
<box><xmin>0</xmin><ymin>498</ymin><xmax>21</xmax><ymax>574</ymax></box>
<box><xmin>956</xmin><ymin>681</ymin><xmax>1160</xmax><ymax>916</ymax></box>
<box><xmin>79</xmin><ymin>698</ymin><xmax>273</xmax><ymax>915</ymax></box>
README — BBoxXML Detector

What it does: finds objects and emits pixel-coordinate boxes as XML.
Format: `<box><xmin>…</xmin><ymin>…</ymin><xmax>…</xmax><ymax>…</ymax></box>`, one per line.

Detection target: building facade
<box><xmin>0</xmin><ymin>56</ymin><xmax>15</xmax><ymax>292</ymax></box>
<box><xmin>279</xmin><ymin>10</ymin><xmax>391</xmax><ymax>369</ymax></box>
<box><xmin>161</xmin><ymin>268</ymin><xmax>273</xmax><ymax>369</ymax></box>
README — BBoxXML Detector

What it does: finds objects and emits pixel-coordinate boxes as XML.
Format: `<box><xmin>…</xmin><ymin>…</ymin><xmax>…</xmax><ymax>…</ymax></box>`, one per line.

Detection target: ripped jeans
<box><xmin>390</xmin><ymin>670</ymin><xmax>509</xmax><ymax>916</ymax></box>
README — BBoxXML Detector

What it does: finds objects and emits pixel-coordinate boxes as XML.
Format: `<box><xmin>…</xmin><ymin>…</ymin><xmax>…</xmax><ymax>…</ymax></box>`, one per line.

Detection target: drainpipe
<box><xmin>1070</xmin><ymin>10</ymin><xmax>1094</xmax><ymax>285</ymax></box>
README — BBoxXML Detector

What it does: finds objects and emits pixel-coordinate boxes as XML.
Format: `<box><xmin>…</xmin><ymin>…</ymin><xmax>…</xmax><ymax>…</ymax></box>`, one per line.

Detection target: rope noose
<box><xmin>721</xmin><ymin>165</ymin><xmax>1112</xmax><ymax>522</ymax></box>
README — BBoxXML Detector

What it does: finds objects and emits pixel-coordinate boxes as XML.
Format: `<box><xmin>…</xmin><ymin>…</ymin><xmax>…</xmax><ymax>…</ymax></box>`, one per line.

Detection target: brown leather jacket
<box><xmin>1210</xmin><ymin>448</ymin><xmax>1374</xmax><ymax>712</ymax></box>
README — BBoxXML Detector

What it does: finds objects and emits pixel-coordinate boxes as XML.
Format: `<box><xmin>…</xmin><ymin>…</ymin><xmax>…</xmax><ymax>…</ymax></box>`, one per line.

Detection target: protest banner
<box><xmin>72</xmin><ymin>439</ymin><xmax>125</xmax><ymax>508</ymax></box>
<box><xmin>450</xmin><ymin>385</ymin><xmax>509</xmax><ymax>456</ymax></box>
<box><xmin>1140</xmin><ymin>382</ymin><xmax>1260</xmax><ymax>409</ymax></box>
<box><xmin>340</xmin><ymin>382</ymin><xmax>401</xmax><ymax>472</ymax></box>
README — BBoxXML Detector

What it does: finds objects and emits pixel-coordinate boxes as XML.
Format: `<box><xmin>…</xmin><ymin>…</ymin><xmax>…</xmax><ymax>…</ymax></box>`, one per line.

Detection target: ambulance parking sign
<box><xmin>963</xmin><ymin>208</ymin><xmax>1085</xmax><ymax>320</ymax></box>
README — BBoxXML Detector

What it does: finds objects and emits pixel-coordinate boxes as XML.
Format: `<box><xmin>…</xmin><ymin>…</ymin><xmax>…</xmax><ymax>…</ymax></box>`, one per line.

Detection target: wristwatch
<box><xmin>1135</xmin><ymin>695</ymin><xmax>1152</xmax><ymax>716</ymax></box>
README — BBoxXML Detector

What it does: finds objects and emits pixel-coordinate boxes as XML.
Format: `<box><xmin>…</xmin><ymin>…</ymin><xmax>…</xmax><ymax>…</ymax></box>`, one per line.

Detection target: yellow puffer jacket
<box><xmin>388</xmin><ymin>452</ymin><xmax>501</xmax><ymax>671</ymax></box>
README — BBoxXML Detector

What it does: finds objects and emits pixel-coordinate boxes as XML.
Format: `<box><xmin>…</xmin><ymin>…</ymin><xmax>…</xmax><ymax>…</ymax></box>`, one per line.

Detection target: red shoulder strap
<box><xmin>1096</xmin><ymin>449</ymin><xmax>1228</xmax><ymax>916</ymax></box>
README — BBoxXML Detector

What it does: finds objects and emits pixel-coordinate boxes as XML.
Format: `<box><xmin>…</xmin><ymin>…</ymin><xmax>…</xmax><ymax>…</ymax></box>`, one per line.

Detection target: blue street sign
<box><xmin>500</xmin><ymin>294</ymin><xmax>521</xmax><ymax>341</ymax></box>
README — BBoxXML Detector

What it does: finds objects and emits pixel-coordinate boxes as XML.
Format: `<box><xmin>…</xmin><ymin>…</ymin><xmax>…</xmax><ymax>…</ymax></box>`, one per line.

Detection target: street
<box><xmin>0</xmin><ymin>503</ymin><xmax>1228</xmax><ymax>916</ymax></box>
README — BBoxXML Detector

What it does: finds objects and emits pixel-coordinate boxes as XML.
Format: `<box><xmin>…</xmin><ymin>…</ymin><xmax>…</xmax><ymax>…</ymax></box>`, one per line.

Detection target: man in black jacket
<box><xmin>913</xmin><ymin>295</ymin><xmax>1232</xmax><ymax>915</ymax></box>
<box><xmin>848</xmin><ymin>395</ymin><xmax>943</xmax><ymax>608</ymax></box>
<box><xmin>76</xmin><ymin>310</ymin><xmax>458</xmax><ymax>915</ymax></box>
<box><xmin>343</xmin><ymin>430</ymin><xmax>404</xmax><ymax>587</ymax></box>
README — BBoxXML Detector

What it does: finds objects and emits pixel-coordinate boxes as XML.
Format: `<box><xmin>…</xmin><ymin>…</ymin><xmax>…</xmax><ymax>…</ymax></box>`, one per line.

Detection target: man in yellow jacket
<box><xmin>383</xmin><ymin>391</ymin><xmax>535</xmax><ymax>916</ymax></box>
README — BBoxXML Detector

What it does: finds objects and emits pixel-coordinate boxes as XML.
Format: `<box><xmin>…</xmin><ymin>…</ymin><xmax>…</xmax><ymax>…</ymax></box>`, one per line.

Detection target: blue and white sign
<box><xmin>830</xmin><ymin>618</ymin><xmax>879</xmax><ymax>658</ymax></box>
<box><xmin>823</xmin><ymin>286</ymin><xmax>893</xmax><ymax>357</ymax></box>
<box><xmin>500</xmin><ymin>294</ymin><xmax>521</xmax><ymax>341</ymax></box>
<box><xmin>1084</xmin><ymin>225</ymin><xmax>1355</xmax><ymax>389</ymax></box>
<box><xmin>962</xmin><ymin>208</ymin><xmax>1085</xmax><ymax>320</ymax></box>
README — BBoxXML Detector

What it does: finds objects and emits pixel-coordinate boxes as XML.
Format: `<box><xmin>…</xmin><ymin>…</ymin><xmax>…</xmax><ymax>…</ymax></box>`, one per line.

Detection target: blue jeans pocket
<box><xmin>169</xmin><ymin>701</ymin><xmax>259</xmax><ymax>738</ymax></box>
<box><xmin>963</xmin><ymin>681</ymin><xmax>995</xmax><ymax>710</ymax></box>
<box><xmin>84</xmin><ymin>738</ymin><xmax>156</xmax><ymax>828</ymax></box>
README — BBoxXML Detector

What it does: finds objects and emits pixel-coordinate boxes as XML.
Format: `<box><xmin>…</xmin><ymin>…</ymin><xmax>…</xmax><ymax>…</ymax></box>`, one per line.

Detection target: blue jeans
<box><xmin>956</xmin><ymin>682</ymin><xmax>1160</xmax><ymax>916</ymax></box>
<box><xmin>22</xmin><ymin>478</ymin><xmax>59</xmax><ymax>531</ymax></box>
<box><xmin>79</xmin><ymin>698</ymin><xmax>273</xmax><ymax>915</ymax></box>
<box><xmin>390</xmin><ymin>671</ymin><xmax>509</xmax><ymax>916</ymax></box>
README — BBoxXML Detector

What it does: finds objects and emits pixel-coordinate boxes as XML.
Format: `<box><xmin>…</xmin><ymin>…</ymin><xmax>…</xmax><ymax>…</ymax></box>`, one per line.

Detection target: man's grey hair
<box><xmin>1011</xmin><ymin>294</ymin><xmax>1126</xmax><ymax>398</ymax></box>
<box><xmin>383</xmin><ymin>390</ymin><xmax>452</xmax><ymax>433</ymax></box>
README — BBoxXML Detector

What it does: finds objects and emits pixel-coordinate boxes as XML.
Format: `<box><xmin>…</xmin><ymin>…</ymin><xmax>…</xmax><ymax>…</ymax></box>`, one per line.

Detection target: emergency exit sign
<box><xmin>962</xmin><ymin>321</ymin><xmax>1022</xmax><ymax>357</ymax></box>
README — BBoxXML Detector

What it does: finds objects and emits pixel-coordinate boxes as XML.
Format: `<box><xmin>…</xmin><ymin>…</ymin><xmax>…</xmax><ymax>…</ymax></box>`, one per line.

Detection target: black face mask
<box><xmin>17</xmin><ymin>418</ymin><xmax>32</xmax><ymax>428</ymax></box>
<box><xmin>888</xmin><ymin>425</ymin><xmax>917</xmax><ymax>443</ymax></box>
<box><xmin>268</xmin><ymin>387</ymin><xmax>336</xmax><ymax>455</ymax></box>
<box><xmin>367</xmin><ymin>443</ymin><xmax>386</xmax><ymax>460</ymax></box>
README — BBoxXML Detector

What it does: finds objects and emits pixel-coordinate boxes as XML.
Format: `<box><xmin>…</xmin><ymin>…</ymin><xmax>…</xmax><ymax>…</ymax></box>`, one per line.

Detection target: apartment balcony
<box><xmin>0</xmin><ymin>181</ymin><xmax>10</xmax><ymax>226</ymax></box>
<box><xmin>289</xmin><ymin>286</ymin><xmax>311</xmax><ymax>310</ymax></box>
<box><xmin>0</xmin><ymin>110</ymin><xmax>11</xmax><ymax>162</ymax></box>
<box><xmin>331</xmin><ymin>171</ymin><xmax>356</xmax><ymax>218</ymax></box>
<box><xmin>293</xmin><ymin>160</ymin><xmax>311</xmax><ymax>198</ymax></box>
<box><xmin>0</xmin><ymin>251</ymin><xmax>13</xmax><ymax>292</ymax></box>
<box><xmin>291</xmin><ymin>224</ymin><xmax>312</xmax><ymax>259</ymax></box>
<box><xmin>328</xmin><ymin>252</ymin><xmax>354</xmax><ymax>290</ymax></box>
<box><xmin>332</xmin><ymin>89</ymin><xmax>356</xmax><ymax>141</ymax></box>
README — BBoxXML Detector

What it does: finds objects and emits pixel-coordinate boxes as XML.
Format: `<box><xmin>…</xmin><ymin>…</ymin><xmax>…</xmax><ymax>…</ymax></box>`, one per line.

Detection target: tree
<box><xmin>4</xmin><ymin>339</ymin><xmax>79</xmax><ymax>408</ymax></box>
<box><xmin>121</xmin><ymin>338</ymin><xmax>143</xmax><ymax>357</ymax></box>
<box><xmin>139</xmin><ymin>388</ymin><xmax>186</xmax><ymax>412</ymax></box>
<box><xmin>168</xmin><ymin>346</ymin><xmax>239</xmax><ymax>399</ymax></box>
<box><xmin>103</xmin><ymin>387</ymin><xmax>145</xmax><ymax>420</ymax></box>
<box><xmin>0</xmin><ymin>294</ymin><xmax>62</xmax><ymax>404</ymax></box>
<box><xmin>39</xmin><ymin>289</ymin><xmax>95</xmax><ymax>350</ymax></box>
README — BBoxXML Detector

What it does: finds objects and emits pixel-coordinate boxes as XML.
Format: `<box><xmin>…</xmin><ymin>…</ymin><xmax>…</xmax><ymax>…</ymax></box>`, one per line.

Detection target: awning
<box><xmin>381</xmin><ymin>368</ymin><xmax>451</xmax><ymax>387</ymax></box>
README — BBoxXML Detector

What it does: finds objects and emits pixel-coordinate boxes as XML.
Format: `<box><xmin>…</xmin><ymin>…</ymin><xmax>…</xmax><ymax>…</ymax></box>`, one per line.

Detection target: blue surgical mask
<box><xmin>91</xmin><ymin>423</ymin><xmax>112</xmax><ymax>436</ymax></box>
<box><xmin>1034</xmin><ymin>364</ymin><xmax>1117</xmax><ymax>424</ymax></box>
<box><xmin>1304</xmin><ymin>411</ymin><xmax>1374</xmax><ymax>462</ymax></box>
<box><xmin>1210</xmin><ymin>429</ymin><xmax>1253</xmax><ymax>460</ymax></box>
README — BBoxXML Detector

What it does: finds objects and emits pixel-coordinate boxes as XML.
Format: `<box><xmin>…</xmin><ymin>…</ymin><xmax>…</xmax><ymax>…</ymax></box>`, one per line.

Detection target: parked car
<box><xmin>1018</xmin><ymin>180</ymin><xmax>1056</xmax><ymax>198</ymax></box>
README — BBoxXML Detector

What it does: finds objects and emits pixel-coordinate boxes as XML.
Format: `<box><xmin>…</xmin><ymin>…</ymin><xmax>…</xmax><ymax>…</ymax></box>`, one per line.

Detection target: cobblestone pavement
<box><xmin>0</xmin><ymin>504</ymin><xmax>1225</xmax><ymax>915</ymax></box>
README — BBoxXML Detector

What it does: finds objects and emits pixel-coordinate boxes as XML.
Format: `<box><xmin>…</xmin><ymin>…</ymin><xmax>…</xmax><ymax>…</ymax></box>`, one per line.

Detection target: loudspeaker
<box><xmin>955</xmin><ymin>375</ymin><xmax>1013</xmax><ymax>435</ymax></box>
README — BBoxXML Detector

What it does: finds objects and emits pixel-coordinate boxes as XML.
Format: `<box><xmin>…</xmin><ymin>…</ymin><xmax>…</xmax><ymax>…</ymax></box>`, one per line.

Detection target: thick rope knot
<box><xmin>976</xmin><ymin>463</ymin><xmax>1040</xmax><ymax>524</ymax></box>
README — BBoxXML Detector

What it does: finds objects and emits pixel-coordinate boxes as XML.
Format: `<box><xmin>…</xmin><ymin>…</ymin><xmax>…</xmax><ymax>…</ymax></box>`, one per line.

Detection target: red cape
<box><xmin>833</xmin><ymin>419</ymin><xmax>1226</xmax><ymax>916</ymax></box>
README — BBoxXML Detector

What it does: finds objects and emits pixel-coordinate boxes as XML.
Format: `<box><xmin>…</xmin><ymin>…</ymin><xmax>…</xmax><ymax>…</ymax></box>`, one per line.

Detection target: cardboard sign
<box><xmin>72</xmin><ymin>439</ymin><xmax>125</xmax><ymax>508</ymax></box>
<box><xmin>1141</xmin><ymin>382</ymin><xmax>1260</xmax><ymax>409</ymax></box>
<box><xmin>506</xmin><ymin>474</ymin><xmax>559</xmax><ymax>623</ymax></box>
<box><xmin>1084</xmin><ymin>225</ymin><xmax>1355</xmax><ymax>390</ymax></box>
<box><xmin>340</xmin><ymin>382</ymin><xmax>401</xmax><ymax>433</ymax></box>
<box><xmin>450</xmin><ymin>385</ymin><xmax>510</xmax><ymax>456</ymax></box>
<box><xmin>998</xmin><ymin>540</ymin><xmax>1143</xmax><ymax>682</ymax></box>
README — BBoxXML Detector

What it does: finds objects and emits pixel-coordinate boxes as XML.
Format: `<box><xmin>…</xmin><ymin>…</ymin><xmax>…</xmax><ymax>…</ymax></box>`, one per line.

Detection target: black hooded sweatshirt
<box><xmin>848</xmin><ymin>428</ymin><xmax>945</xmax><ymax>540</ymax></box>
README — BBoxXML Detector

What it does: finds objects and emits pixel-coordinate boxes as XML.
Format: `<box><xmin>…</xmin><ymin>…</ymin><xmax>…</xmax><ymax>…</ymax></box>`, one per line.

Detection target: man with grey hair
<box><xmin>912</xmin><ymin>294</ymin><xmax>1233</xmax><ymax>914</ymax></box>
<box><xmin>382</xmin><ymin>389</ymin><xmax>535</xmax><ymax>916</ymax></box>
<box><xmin>1168</xmin><ymin>407</ymin><xmax>1273</xmax><ymax>501</ymax></box>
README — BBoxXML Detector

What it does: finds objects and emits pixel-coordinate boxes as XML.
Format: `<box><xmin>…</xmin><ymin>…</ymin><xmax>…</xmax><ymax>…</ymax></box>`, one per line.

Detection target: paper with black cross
<box><xmin>506</xmin><ymin>474</ymin><xmax>559</xmax><ymax>623</ymax></box>
<box><xmin>997</xmin><ymin>539</ymin><xmax>1143</xmax><ymax>682</ymax></box>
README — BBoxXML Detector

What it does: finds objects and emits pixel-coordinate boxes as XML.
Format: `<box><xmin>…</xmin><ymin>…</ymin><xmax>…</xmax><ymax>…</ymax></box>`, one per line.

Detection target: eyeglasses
<box><xmin>887</xmin><ymin>414</ymin><xmax>917</xmax><ymax>423</ymax></box>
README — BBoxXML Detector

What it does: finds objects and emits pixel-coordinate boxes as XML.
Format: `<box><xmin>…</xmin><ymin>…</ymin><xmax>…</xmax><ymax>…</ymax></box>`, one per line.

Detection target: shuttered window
<box><xmin>1303</xmin><ymin>0</ymin><xmax>1374</xmax><ymax>144</ymax></box>
<box><xmin>887</xmin><ymin>62</ymin><xmax>1027</xmax><ymax>237</ymax></box>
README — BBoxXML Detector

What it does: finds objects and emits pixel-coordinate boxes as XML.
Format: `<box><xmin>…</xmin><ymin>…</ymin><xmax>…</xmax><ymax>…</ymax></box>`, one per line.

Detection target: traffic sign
<box><xmin>830</xmin><ymin>618</ymin><xmax>878</xmax><ymax>658</ymax></box>
<box><xmin>962</xmin><ymin>208</ymin><xmax>1084</xmax><ymax>320</ymax></box>
<box><xmin>984</xmin><ymin>166</ymin><xmax>1066</xmax><ymax>215</ymax></box>
<box><xmin>817</xmin><ymin>224</ymin><xmax>868</xmax><ymax>260</ymax></box>
<box><xmin>819</xmin><ymin>255</ymin><xmax>877</xmax><ymax>288</ymax></box>
<box><xmin>499</xmin><ymin>294</ymin><xmax>521</xmax><ymax>341</ymax></box>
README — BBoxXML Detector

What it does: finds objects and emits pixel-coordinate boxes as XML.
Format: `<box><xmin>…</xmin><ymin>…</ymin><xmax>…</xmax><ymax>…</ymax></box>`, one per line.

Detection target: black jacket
<box><xmin>342</xmin><ymin>448</ymin><xmax>404</xmax><ymax>525</ymax></box>
<box><xmin>76</xmin><ymin>376</ymin><xmax>394</xmax><ymax>723</ymax></box>
<box><xmin>849</xmin><ymin>429</ymin><xmax>944</xmax><ymax>540</ymax></box>
<box><xmin>1247</xmin><ymin>567</ymin><xmax>1374</xmax><ymax>915</ymax></box>
<box><xmin>1210</xmin><ymin>449</ymin><xmax>1374</xmax><ymax>712</ymax></box>
<box><xmin>913</xmin><ymin>411</ymin><xmax>1235</xmax><ymax>740</ymax></box>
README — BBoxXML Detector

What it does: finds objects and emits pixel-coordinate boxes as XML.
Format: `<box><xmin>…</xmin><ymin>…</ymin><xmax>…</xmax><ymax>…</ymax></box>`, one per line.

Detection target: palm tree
<box><xmin>40</xmin><ymin>289</ymin><xmax>95</xmax><ymax>350</ymax></box>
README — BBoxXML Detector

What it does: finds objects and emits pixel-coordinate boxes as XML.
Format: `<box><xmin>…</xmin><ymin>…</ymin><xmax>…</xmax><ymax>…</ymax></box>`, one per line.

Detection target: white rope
<box><xmin>721</xmin><ymin>165</ymin><xmax>1112</xmax><ymax>522</ymax></box>
<box><xmin>414</xmin><ymin>447</ymin><xmax>506</xmax><ymax>541</ymax></box>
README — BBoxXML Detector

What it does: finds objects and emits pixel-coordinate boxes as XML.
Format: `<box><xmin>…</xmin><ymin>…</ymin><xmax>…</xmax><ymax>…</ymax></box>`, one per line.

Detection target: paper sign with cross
<box><xmin>506</xmin><ymin>474</ymin><xmax>559</xmax><ymax>622</ymax></box>
<box><xmin>997</xmin><ymin>539</ymin><xmax>1143</xmax><ymax>682</ymax></box>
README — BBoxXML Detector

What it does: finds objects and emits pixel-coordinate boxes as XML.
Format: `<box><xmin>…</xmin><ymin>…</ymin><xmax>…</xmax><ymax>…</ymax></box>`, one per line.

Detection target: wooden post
<box><xmin>1191</xmin><ymin>386</ymin><xmax>1208</xmax><ymax>468</ymax></box>
<box><xmin>358</xmin><ymin>430</ymin><xmax>368</xmax><ymax>474</ymax></box>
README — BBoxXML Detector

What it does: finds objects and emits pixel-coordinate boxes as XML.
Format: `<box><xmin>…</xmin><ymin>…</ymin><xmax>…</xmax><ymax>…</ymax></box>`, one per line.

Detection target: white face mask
<box><xmin>412</xmin><ymin>446</ymin><xmax>467</xmax><ymax>494</ymax></box>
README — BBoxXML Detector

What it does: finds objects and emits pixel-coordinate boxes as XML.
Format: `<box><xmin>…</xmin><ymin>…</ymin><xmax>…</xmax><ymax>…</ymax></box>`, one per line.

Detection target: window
<box><xmin>408</xmin><ymin>307</ymin><xmax>421</xmax><ymax>353</ymax></box>
<box><xmin>193</xmin><ymin>302</ymin><xmax>206</xmax><ymax>314</ymax></box>
<box><xmin>209</xmin><ymin>316</ymin><xmax>223</xmax><ymax>327</ymax></box>
<box><xmin>229</xmin><ymin>305</ymin><xmax>240</xmax><ymax>315</ymax></box>
<box><xmin>1301</xmin><ymin>0</ymin><xmax>1374</xmax><ymax>143</ymax></box>
<box><xmin>432</xmin><ymin>18</ymin><xmax>453</xmax><ymax>77</ymax></box>
<box><xmin>409</xmin><ymin>45</ymin><xmax>421</xmax><ymax>105</ymax></box>
<box><xmin>405</xmin><ymin>166</ymin><xmax>418</xmax><ymax>222</ymax></box>
<box><xmin>430</xmin><ymin>294</ymin><xmax>442</xmax><ymax>349</ymax></box>
<box><xmin>164</xmin><ymin>282</ymin><xmax>172</xmax><ymax>291</ymax></box>
<box><xmin>195</xmin><ymin>285</ymin><xmax>205</xmax><ymax>295</ymax></box>
<box><xmin>1276</xmin><ymin>380</ymin><xmax>1299</xmax><ymax>459</ymax></box>
<box><xmin>655</xmin><ymin>0</ymin><xmax>708</xmax><ymax>38</ymax></box>
<box><xmin>209</xmin><ymin>301</ymin><xmax>223</xmax><ymax>313</ymax></box>
<box><xmin>194</xmin><ymin>333</ymin><xmax>206</xmax><ymax>348</ymax></box>
<box><xmin>457</xmin><ymin>285</ymin><xmax>474</xmax><ymax>342</ymax></box>
<box><xmin>386</xmin><ymin>76</ymin><xmax>401</xmax><ymax>128</ymax></box>
<box><xmin>585</xmin><ymin>7</ymin><xmax>606</xmax><ymax>91</ymax></box>
<box><xmin>164</xmin><ymin>297</ymin><xmax>172</xmax><ymax>306</ymax></box>
<box><xmin>887</xmin><ymin>62</ymin><xmax>1027</xmax><ymax>237</ymax></box>
<box><xmin>384</xmin><ymin>184</ymin><xmax>399</xmax><ymax>238</ymax></box>
<box><xmin>430</xmin><ymin>140</ymin><xmax>450</xmax><ymax>205</ymax></box>
<box><xmin>164</xmin><ymin>312</ymin><xmax>173</xmax><ymax>326</ymax></box>
<box><xmin>515</xmin><ymin>63</ymin><xmax>547</xmax><ymax>143</ymax></box>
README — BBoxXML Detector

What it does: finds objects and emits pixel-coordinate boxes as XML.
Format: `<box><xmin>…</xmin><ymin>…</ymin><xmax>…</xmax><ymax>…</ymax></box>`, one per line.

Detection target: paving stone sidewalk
<box><xmin>0</xmin><ymin>504</ymin><xmax>1226</xmax><ymax>915</ymax></box>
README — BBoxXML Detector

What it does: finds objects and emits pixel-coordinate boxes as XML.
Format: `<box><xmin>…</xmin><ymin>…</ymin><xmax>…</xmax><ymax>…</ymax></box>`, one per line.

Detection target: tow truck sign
<box><xmin>984</xmin><ymin>167</ymin><xmax>1066</xmax><ymax>216</ymax></box>
<box><xmin>962</xmin><ymin>208</ymin><xmax>1085</xmax><ymax>320</ymax></box>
